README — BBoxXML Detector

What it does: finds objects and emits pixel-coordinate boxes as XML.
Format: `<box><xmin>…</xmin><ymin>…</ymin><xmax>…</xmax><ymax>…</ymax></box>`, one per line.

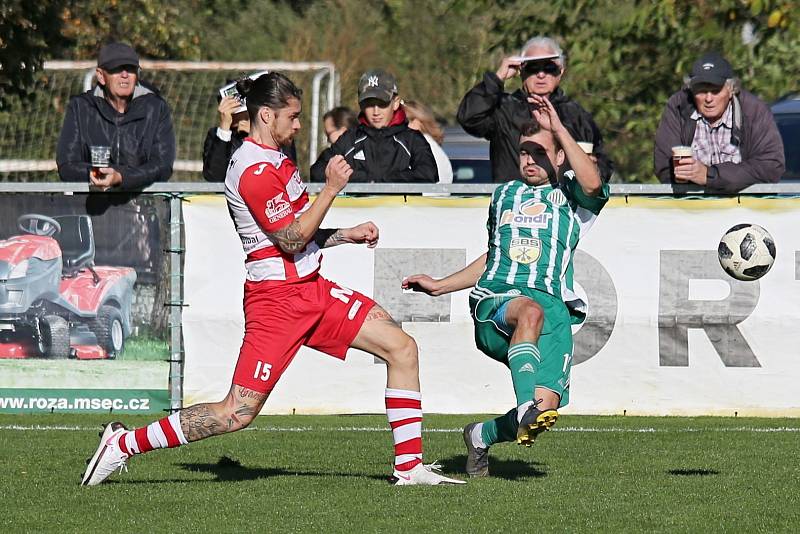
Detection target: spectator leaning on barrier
<box><xmin>457</xmin><ymin>35</ymin><xmax>614</xmax><ymax>183</ymax></box>
<box><xmin>654</xmin><ymin>51</ymin><xmax>785</xmax><ymax>193</ymax></box>
<box><xmin>310</xmin><ymin>69</ymin><xmax>438</xmax><ymax>184</ymax></box>
<box><xmin>405</xmin><ymin>100</ymin><xmax>453</xmax><ymax>184</ymax></box>
<box><xmin>56</xmin><ymin>42</ymin><xmax>175</xmax><ymax>191</ymax></box>
<box><xmin>203</xmin><ymin>73</ymin><xmax>298</xmax><ymax>182</ymax></box>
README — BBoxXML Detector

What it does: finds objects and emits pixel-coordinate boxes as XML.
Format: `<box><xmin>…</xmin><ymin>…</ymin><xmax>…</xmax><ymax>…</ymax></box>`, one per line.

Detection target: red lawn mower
<box><xmin>0</xmin><ymin>214</ymin><xmax>136</xmax><ymax>359</ymax></box>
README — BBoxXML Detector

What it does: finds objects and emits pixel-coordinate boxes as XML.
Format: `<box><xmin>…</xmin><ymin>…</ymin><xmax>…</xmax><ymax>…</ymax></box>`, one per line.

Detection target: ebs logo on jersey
<box><xmin>500</xmin><ymin>199</ymin><xmax>552</xmax><ymax>229</ymax></box>
<box><xmin>508</xmin><ymin>237</ymin><xmax>541</xmax><ymax>264</ymax></box>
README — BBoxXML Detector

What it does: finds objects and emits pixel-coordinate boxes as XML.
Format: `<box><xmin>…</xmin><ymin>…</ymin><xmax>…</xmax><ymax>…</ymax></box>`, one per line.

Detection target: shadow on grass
<box><xmin>667</xmin><ymin>468</ymin><xmax>720</xmax><ymax>476</ymax></box>
<box><xmin>110</xmin><ymin>456</ymin><xmax>389</xmax><ymax>484</ymax></box>
<box><xmin>440</xmin><ymin>455</ymin><xmax>547</xmax><ymax>480</ymax></box>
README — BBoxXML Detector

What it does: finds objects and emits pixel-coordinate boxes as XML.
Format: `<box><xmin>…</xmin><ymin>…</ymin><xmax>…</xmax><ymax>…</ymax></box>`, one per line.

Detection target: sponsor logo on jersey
<box><xmin>508</xmin><ymin>237</ymin><xmax>541</xmax><ymax>264</ymax></box>
<box><xmin>240</xmin><ymin>234</ymin><xmax>259</xmax><ymax>246</ymax></box>
<box><xmin>266</xmin><ymin>192</ymin><xmax>292</xmax><ymax>223</ymax></box>
<box><xmin>519</xmin><ymin>363</ymin><xmax>535</xmax><ymax>373</ymax></box>
<box><xmin>500</xmin><ymin>200</ymin><xmax>552</xmax><ymax>229</ymax></box>
<box><xmin>286</xmin><ymin>170</ymin><xmax>306</xmax><ymax>201</ymax></box>
<box><xmin>354</xmin><ymin>150</ymin><xmax>366</xmax><ymax>161</ymax></box>
<box><xmin>547</xmin><ymin>188</ymin><xmax>567</xmax><ymax>206</ymax></box>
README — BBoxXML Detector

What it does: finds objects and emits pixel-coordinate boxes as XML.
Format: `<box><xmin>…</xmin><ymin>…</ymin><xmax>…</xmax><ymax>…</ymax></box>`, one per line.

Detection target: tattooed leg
<box><xmin>364</xmin><ymin>304</ymin><xmax>400</xmax><ymax>327</ymax></box>
<box><xmin>180</xmin><ymin>384</ymin><xmax>268</xmax><ymax>442</ymax></box>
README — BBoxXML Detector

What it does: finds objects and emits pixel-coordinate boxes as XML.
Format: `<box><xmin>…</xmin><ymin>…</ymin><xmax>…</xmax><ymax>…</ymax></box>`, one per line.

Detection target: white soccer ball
<box><xmin>717</xmin><ymin>224</ymin><xmax>776</xmax><ymax>281</ymax></box>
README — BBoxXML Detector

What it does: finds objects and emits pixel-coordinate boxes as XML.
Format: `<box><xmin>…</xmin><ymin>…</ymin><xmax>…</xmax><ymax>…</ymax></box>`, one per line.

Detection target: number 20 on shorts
<box><xmin>254</xmin><ymin>361</ymin><xmax>272</xmax><ymax>381</ymax></box>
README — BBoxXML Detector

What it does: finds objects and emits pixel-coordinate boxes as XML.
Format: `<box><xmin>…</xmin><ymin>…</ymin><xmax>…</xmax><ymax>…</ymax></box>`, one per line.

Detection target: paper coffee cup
<box><xmin>671</xmin><ymin>145</ymin><xmax>693</xmax><ymax>159</ymax></box>
<box><xmin>577</xmin><ymin>142</ymin><xmax>593</xmax><ymax>154</ymax></box>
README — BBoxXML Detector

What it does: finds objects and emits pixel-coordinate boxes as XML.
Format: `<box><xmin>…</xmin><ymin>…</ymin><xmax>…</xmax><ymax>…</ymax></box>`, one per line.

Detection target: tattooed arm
<box><xmin>314</xmin><ymin>228</ymin><xmax>347</xmax><ymax>249</ymax></box>
<box><xmin>313</xmin><ymin>223</ymin><xmax>379</xmax><ymax>249</ymax></box>
<box><xmin>268</xmin><ymin>156</ymin><xmax>355</xmax><ymax>254</ymax></box>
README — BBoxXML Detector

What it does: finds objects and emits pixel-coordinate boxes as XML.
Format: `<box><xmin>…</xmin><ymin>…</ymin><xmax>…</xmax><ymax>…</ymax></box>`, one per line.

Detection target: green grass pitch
<box><xmin>1</xmin><ymin>414</ymin><xmax>798</xmax><ymax>532</ymax></box>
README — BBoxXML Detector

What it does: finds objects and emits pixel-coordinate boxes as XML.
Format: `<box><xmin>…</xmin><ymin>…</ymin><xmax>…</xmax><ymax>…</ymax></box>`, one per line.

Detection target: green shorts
<box><xmin>469</xmin><ymin>281</ymin><xmax>573</xmax><ymax>407</ymax></box>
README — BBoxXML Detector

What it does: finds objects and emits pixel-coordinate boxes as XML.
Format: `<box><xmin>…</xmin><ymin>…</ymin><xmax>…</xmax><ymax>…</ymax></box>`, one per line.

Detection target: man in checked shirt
<box><xmin>654</xmin><ymin>51</ymin><xmax>784</xmax><ymax>193</ymax></box>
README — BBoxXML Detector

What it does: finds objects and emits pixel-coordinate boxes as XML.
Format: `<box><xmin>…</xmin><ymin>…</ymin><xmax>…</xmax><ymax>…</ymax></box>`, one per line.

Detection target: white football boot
<box><xmin>392</xmin><ymin>462</ymin><xmax>466</xmax><ymax>486</ymax></box>
<box><xmin>81</xmin><ymin>422</ymin><xmax>129</xmax><ymax>486</ymax></box>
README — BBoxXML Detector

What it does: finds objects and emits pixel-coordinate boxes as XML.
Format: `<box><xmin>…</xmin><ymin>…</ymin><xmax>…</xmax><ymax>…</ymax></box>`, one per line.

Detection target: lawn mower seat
<box><xmin>53</xmin><ymin>215</ymin><xmax>96</xmax><ymax>274</ymax></box>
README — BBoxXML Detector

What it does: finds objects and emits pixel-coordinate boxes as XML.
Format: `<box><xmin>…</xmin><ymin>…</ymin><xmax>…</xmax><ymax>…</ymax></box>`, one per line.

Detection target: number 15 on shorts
<box><xmin>254</xmin><ymin>361</ymin><xmax>272</xmax><ymax>381</ymax></box>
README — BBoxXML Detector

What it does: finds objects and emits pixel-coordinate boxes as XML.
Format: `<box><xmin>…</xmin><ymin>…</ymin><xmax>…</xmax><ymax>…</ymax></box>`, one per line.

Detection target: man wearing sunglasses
<box><xmin>458</xmin><ymin>36</ymin><xmax>613</xmax><ymax>184</ymax></box>
<box><xmin>57</xmin><ymin>42</ymin><xmax>175</xmax><ymax>192</ymax></box>
<box><xmin>310</xmin><ymin>69</ymin><xmax>437</xmax><ymax>184</ymax></box>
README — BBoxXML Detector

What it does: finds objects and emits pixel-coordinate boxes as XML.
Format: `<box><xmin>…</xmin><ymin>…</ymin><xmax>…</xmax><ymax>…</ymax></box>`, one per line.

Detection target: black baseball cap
<box><xmin>97</xmin><ymin>42</ymin><xmax>140</xmax><ymax>71</ymax></box>
<box><xmin>689</xmin><ymin>52</ymin><xmax>733</xmax><ymax>90</ymax></box>
<box><xmin>358</xmin><ymin>69</ymin><xmax>397</xmax><ymax>103</ymax></box>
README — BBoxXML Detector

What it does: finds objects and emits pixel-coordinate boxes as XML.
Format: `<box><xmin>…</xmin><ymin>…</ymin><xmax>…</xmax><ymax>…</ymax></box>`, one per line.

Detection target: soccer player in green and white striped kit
<box><xmin>403</xmin><ymin>94</ymin><xmax>608</xmax><ymax>477</ymax></box>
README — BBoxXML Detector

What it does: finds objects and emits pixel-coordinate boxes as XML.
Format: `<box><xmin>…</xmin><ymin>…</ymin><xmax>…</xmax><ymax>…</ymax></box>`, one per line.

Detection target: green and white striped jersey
<box><xmin>477</xmin><ymin>171</ymin><xmax>609</xmax><ymax>303</ymax></box>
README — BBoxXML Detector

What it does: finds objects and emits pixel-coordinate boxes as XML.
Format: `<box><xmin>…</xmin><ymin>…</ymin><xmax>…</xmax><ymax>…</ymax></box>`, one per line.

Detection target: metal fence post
<box><xmin>168</xmin><ymin>194</ymin><xmax>184</xmax><ymax>412</ymax></box>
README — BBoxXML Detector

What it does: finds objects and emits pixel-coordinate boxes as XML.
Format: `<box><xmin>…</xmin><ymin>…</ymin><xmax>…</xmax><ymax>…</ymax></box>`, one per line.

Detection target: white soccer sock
<box><xmin>471</xmin><ymin>423</ymin><xmax>487</xmax><ymax>449</ymax></box>
<box><xmin>516</xmin><ymin>400</ymin><xmax>534</xmax><ymax>423</ymax></box>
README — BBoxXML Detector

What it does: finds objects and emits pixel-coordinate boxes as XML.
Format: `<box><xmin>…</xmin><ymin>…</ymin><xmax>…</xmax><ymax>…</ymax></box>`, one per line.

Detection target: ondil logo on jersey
<box><xmin>500</xmin><ymin>200</ymin><xmax>552</xmax><ymax>229</ymax></box>
<box><xmin>265</xmin><ymin>192</ymin><xmax>292</xmax><ymax>223</ymax></box>
<box><xmin>508</xmin><ymin>237</ymin><xmax>541</xmax><ymax>264</ymax></box>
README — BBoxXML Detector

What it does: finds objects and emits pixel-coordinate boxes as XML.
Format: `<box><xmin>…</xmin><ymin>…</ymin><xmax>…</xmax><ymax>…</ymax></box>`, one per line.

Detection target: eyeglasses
<box><xmin>521</xmin><ymin>61</ymin><xmax>561</xmax><ymax>78</ymax></box>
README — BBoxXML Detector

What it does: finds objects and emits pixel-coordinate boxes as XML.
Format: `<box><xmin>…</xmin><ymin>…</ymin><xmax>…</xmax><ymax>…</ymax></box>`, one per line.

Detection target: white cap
<box><xmin>512</xmin><ymin>53</ymin><xmax>560</xmax><ymax>62</ymax></box>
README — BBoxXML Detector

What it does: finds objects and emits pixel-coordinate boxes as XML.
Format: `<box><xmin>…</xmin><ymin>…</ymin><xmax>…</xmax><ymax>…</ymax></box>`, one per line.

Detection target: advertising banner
<box><xmin>0</xmin><ymin>194</ymin><xmax>170</xmax><ymax>413</ymax></box>
<box><xmin>183</xmin><ymin>195</ymin><xmax>800</xmax><ymax>416</ymax></box>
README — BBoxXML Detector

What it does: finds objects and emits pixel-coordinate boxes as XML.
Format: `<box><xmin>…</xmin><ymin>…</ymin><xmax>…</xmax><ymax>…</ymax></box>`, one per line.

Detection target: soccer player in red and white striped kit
<box><xmin>81</xmin><ymin>71</ymin><xmax>464</xmax><ymax>486</ymax></box>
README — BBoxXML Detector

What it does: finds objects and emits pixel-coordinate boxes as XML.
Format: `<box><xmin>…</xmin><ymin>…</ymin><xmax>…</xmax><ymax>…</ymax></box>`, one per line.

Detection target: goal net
<box><xmin>0</xmin><ymin>61</ymin><xmax>338</xmax><ymax>182</ymax></box>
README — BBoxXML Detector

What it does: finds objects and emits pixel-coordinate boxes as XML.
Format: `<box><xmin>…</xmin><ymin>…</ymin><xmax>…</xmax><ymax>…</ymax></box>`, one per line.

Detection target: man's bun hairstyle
<box><xmin>236</xmin><ymin>72</ymin><xmax>303</xmax><ymax>122</ymax></box>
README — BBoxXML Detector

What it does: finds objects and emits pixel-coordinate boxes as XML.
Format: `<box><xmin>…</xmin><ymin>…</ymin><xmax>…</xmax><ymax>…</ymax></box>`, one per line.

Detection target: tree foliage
<box><xmin>0</xmin><ymin>1</ymin><xmax>65</xmax><ymax>109</ymax></box>
<box><xmin>281</xmin><ymin>0</ymin><xmax>498</xmax><ymax>121</ymax></box>
<box><xmin>59</xmin><ymin>0</ymin><xmax>201</xmax><ymax>60</ymax></box>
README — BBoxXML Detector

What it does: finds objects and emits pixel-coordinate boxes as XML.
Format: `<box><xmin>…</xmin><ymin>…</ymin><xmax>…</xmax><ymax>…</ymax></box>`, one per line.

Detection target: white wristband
<box><xmin>216</xmin><ymin>128</ymin><xmax>232</xmax><ymax>142</ymax></box>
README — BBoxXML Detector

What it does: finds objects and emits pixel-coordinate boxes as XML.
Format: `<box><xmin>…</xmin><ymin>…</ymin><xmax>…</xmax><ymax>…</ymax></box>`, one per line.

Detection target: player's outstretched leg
<box><xmin>351</xmin><ymin>305</ymin><xmax>464</xmax><ymax>485</ymax></box>
<box><xmin>81</xmin><ymin>384</ymin><xmax>267</xmax><ymax>486</ymax></box>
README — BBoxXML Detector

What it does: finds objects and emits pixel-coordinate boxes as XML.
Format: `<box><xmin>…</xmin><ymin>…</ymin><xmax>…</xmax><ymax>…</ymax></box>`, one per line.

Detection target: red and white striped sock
<box><xmin>385</xmin><ymin>387</ymin><xmax>423</xmax><ymax>472</ymax></box>
<box><xmin>117</xmin><ymin>412</ymin><xmax>188</xmax><ymax>457</ymax></box>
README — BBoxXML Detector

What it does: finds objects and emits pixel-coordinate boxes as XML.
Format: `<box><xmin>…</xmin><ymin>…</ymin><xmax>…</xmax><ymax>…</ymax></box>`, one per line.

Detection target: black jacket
<box><xmin>310</xmin><ymin>108</ymin><xmax>437</xmax><ymax>183</ymax></box>
<box><xmin>654</xmin><ymin>88</ymin><xmax>784</xmax><ymax>193</ymax></box>
<box><xmin>202</xmin><ymin>128</ymin><xmax>245</xmax><ymax>182</ymax></box>
<box><xmin>457</xmin><ymin>71</ymin><xmax>614</xmax><ymax>183</ymax></box>
<box><xmin>56</xmin><ymin>84</ymin><xmax>175</xmax><ymax>189</ymax></box>
<box><xmin>201</xmin><ymin>128</ymin><xmax>298</xmax><ymax>182</ymax></box>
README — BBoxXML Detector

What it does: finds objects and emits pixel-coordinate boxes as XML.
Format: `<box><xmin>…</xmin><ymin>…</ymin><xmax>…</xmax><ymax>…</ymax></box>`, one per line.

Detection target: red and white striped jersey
<box><xmin>225</xmin><ymin>138</ymin><xmax>321</xmax><ymax>283</ymax></box>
